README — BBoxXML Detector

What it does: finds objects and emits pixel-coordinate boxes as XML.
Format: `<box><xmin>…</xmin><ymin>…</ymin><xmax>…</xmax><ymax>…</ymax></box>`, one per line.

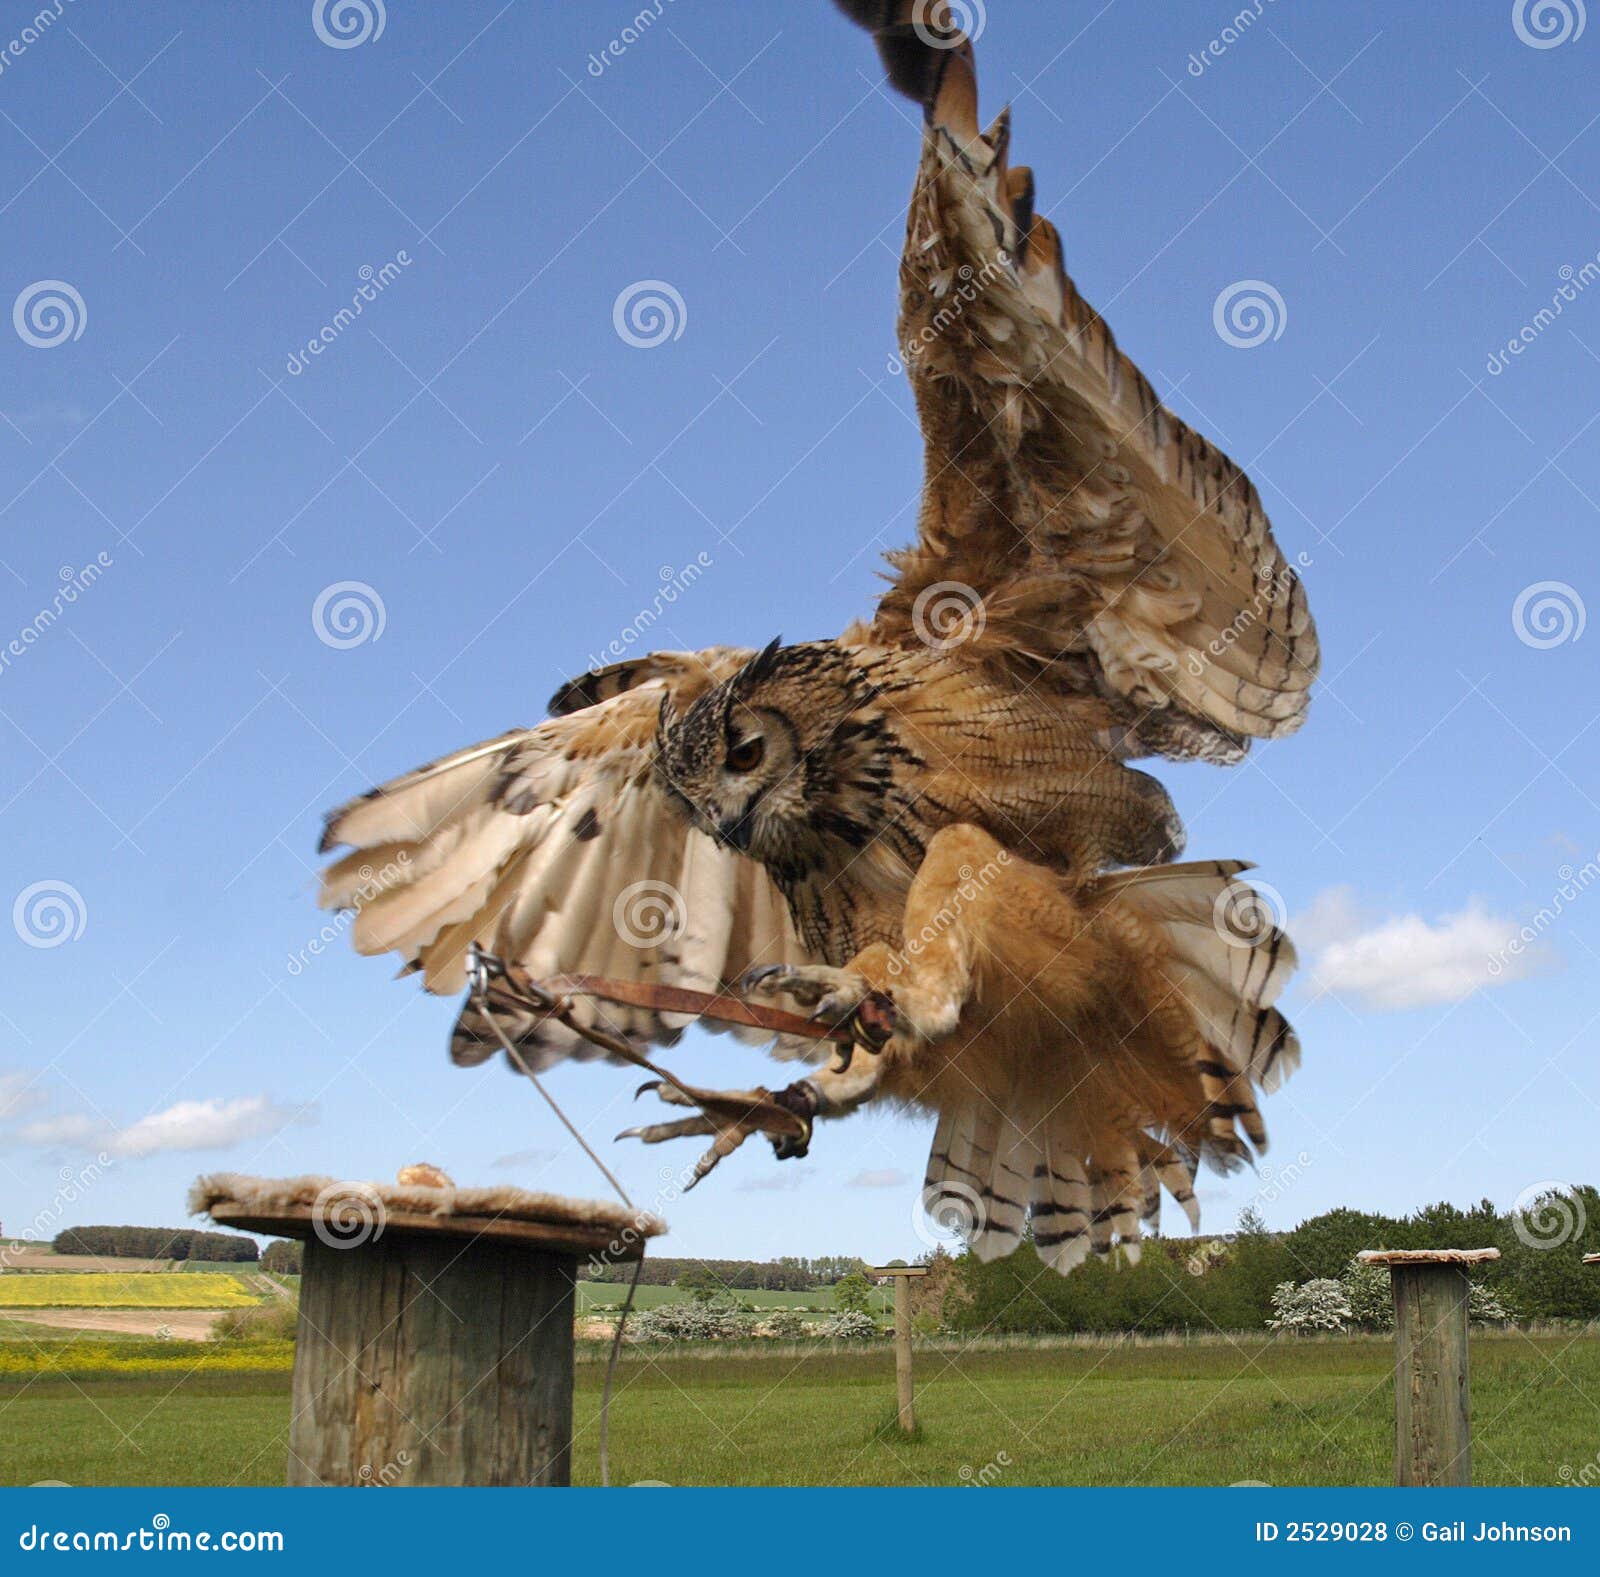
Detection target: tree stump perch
<box><xmin>1357</xmin><ymin>1248</ymin><xmax>1498</xmax><ymax>1487</ymax></box>
<box><xmin>190</xmin><ymin>1171</ymin><xmax>662</xmax><ymax>1487</ymax></box>
<box><xmin>868</xmin><ymin>1264</ymin><xmax>928</xmax><ymax>1434</ymax></box>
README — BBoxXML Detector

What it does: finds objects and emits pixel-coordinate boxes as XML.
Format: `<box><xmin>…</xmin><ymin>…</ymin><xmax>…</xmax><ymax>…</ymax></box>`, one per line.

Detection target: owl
<box><xmin>318</xmin><ymin>1</ymin><xmax>1318</xmax><ymax>1274</ymax></box>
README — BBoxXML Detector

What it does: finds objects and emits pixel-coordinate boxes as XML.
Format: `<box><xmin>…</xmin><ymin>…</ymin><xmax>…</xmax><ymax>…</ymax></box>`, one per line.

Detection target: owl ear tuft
<box><xmin>730</xmin><ymin>636</ymin><xmax>784</xmax><ymax>695</ymax></box>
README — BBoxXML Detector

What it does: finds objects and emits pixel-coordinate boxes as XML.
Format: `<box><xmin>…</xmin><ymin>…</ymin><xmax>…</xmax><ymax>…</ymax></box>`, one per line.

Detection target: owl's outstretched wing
<box><xmin>317</xmin><ymin>651</ymin><xmax>816</xmax><ymax>1072</ymax></box>
<box><xmin>839</xmin><ymin>3</ymin><xmax>1317</xmax><ymax>763</ymax></box>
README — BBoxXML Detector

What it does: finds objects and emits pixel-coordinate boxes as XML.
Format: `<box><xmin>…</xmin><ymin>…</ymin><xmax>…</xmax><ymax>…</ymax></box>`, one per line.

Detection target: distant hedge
<box><xmin>52</xmin><ymin>1226</ymin><xmax>258</xmax><ymax>1262</ymax></box>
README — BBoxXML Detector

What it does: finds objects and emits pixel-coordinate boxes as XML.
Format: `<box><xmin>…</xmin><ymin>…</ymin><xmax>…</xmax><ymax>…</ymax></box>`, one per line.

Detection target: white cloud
<box><xmin>1299</xmin><ymin>885</ymin><xmax>1547</xmax><ymax>1011</ymax></box>
<box><xmin>0</xmin><ymin>1072</ymin><xmax>46</xmax><ymax>1122</ymax></box>
<box><xmin>847</xmin><ymin>1168</ymin><xmax>908</xmax><ymax>1189</ymax></box>
<box><xmin>492</xmin><ymin>1148</ymin><xmax>556</xmax><ymax>1171</ymax></box>
<box><xmin>738</xmin><ymin>1167</ymin><xmax>814</xmax><ymax>1193</ymax></box>
<box><xmin>17</xmin><ymin>1095</ymin><xmax>311</xmax><ymax>1158</ymax></box>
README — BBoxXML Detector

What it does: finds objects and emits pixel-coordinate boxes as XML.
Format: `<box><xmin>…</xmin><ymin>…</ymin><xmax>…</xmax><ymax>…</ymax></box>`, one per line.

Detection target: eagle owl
<box><xmin>318</xmin><ymin>1</ymin><xmax>1318</xmax><ymax>1275</ymax></box>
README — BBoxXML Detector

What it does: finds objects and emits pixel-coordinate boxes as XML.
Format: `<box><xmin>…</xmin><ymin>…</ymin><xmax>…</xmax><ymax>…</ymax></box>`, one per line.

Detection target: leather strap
<box><xmin>538</xmin><ymin>973</ymin><xmax>854</xmax><ymax>1045</ymax></box>
<box><xmin>479</xmin><ymin>957</ymin><xmax>853</xmax><ymax>1046</ymax></box>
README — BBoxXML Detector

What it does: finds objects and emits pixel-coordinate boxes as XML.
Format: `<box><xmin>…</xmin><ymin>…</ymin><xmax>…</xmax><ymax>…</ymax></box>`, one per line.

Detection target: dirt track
<box><xmin>4</xmin><ymin>1309</ymin><xmax>220</xmax><ymax>1341</ymax></box>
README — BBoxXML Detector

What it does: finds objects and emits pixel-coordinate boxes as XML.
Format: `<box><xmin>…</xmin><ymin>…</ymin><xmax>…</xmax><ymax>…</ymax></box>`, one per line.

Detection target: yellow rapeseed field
<box><xmin>0</xmin><ymin>1274</ymin><xmax>256</xmax><ymax>1310</ymax></box>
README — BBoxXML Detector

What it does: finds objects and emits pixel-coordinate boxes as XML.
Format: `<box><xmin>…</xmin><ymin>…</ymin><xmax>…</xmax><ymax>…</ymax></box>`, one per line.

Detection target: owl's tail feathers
<box><xmin>921</xmin><ymin>1107</ymin><xmax>1194</xmax><ymax>1277</ymax></box>
<box><xmin>918</xmin><ymin>859</ymin><xmax>1300</xmax><ymax>1278</ymax></box>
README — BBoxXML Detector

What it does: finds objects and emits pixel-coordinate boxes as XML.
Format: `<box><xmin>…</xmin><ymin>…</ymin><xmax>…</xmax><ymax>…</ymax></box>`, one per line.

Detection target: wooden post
<box><xmin>1357</xmin><ymin>1248</ymin><xmax>1499</xmax><ymax>1487</ymax></box>
<box><xmin>194</xmin><ymin>1172</ymin><xmax>660</xmax><ymax>1486</ymax></box>
<box><xmin>868</xmin><ymin>1264</ymin><xmax>928</xmax><ymax>1434</ymax></box>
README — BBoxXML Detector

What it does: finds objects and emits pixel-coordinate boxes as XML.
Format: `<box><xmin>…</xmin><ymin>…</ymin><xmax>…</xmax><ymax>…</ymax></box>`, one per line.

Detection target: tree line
<box><xmin>52</xmin><ymin>1225</ymin><xmax>259</xmax><ymax>1262</ymax></box>
<box><xmin>588</xmin><ymin>1254</ymin><xmax>867</xmax><ymax>1290</ymax></box>
<box><xmin>947</xmin><ymin>1187</ymin><xmax>1600</xmax><ymax>1335</ymax></box>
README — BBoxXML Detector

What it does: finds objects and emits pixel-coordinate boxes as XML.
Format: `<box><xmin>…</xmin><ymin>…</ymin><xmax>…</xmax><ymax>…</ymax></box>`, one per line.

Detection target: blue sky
<box><xmin>2</xmin><ymin>0</ymin><xmax>1598</xmax><ymax>1265</ymax></box>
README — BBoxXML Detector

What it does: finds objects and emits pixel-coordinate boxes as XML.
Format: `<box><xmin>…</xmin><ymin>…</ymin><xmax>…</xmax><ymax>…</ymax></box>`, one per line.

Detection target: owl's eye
<box><xmin>724</xmin><ymin>736</ymin><xmax>766</xmax><ymax>774</ymax></box>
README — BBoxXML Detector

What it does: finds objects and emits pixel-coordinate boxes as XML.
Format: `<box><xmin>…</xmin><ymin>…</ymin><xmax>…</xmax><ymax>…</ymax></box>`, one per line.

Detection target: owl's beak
<box><xmin>716</xmin><ymin>815</ymin><xmax>753</xmax><ymax>853</ymax></box>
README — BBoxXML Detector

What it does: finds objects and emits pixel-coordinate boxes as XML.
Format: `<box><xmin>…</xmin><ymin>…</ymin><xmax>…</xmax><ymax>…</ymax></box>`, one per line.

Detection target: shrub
<box><xmin>627</xmin><ymin>1298</ymin><xmax>754</xmax><ymax>1342</ymax></box>
<box><xmin>815</xmin><ymin>1311</ymin><xmax>881</xmax><ymax>1341</ymax></box>
<box><xmin>1267</xmin><ymin>1278</ymin><xmax>1353</xmax><ymax>1333</ymax></box>
<box><xmin>212</xmin><ymin>1301</ymin><xmax>299</xmax><ymax>1342</ymax></box>
<box><xmin>1469</xmin><ymin>1282</ymin><xmax>1515</xmax><ymax>1325</ymax></box>
<box><xmin>1341</xmin><ymin>1258</ymin><xmax>1394</xmax><ymax>1330</ymax></box>
<box><xmin>760</xmin><ymin>1310</ymin><xmax>807</xmax><ymax>1340</ymax></box>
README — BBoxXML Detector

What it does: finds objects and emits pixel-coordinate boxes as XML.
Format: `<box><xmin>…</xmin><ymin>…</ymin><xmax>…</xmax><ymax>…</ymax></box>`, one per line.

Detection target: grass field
<box><xmin>0</xmin><ymin>1334</ymin><xmax>1592</xmax><ymax>1487</ymax></box>
<box><xmin>0</xmin><ymin>1273</ymin><xmax>257</xmax><ymax>1309</ymax></box>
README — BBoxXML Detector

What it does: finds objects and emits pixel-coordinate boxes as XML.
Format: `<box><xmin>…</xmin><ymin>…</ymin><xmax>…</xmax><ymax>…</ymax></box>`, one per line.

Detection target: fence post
<box><xmin>868</xmin><ymin>1264</ymin><xmax>928</xmax><ymax>1433</ymax></box>
<box><xmin>1356</xmin><ymin>1248</ymin><xmax>1499</xmax><ymax>1487</ymax></box>
<box><xmin>193</xmin><ymin>1172</ymin><xmax>661</xmax><ymax>1486</ymax></box>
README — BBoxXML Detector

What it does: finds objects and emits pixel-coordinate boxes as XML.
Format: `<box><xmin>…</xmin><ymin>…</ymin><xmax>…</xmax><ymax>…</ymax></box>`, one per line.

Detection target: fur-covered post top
<box><xmin>189</xmin><ymin>1171</ymin><xmax>664</xmax><ymax>1255</ymax></box>
<box><xmin>1356</xmin><ymin>1249</ymin><xmax>1500</xmax><ymax>1267</ymax></box>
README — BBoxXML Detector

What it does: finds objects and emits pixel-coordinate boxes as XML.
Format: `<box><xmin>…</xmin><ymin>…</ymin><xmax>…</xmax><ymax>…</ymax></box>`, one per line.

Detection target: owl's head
<box><xmin>654</xmin><ymin>639</ymin><xmax>902</xmax><ymax>873</ymax></box>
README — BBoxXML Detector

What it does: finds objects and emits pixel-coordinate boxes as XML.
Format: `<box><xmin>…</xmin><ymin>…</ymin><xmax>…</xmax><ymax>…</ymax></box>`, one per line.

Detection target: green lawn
<box><xmin>0</xmin><ymin>1335</ymin><xmax>1593</xmax><ymax>1487</ymax></box>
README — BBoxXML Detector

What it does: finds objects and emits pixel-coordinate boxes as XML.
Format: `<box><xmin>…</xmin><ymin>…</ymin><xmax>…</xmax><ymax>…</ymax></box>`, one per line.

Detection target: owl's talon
<box><xmin>634</xmin><ymin>1078</ymin><xmax>698</xmax><ymax>1108</ymax></box>
<box><xmin>741</xmin><ymin>963</ymin><xmax>788</xmax><ymax>995</ymax></box>
<box><xmin>615</xmin><ymin>1074</ymin><xmax>813</xmax><ymax>1184</ymax></box>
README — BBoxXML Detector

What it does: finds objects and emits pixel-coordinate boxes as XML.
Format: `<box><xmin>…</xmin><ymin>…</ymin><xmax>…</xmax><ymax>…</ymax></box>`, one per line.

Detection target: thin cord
<box><xmin>479</xmin><ymin>1000</ymin><xmax>639</xmax><ymax>1487</ymax></box>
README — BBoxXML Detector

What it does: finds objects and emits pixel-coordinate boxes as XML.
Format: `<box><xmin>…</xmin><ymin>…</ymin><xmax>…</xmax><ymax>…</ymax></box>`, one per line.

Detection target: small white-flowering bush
<box><xmin>1267</xmin><ymin>1278</ymin><xmax>1353</xmax><ymax>1333</ymax></box>
<box><xmin>1469</xmin><ymin>1282</ymin><xmax>1514</xmax><ymax>1325</ymax></box>
<box><xmin>814</xmin><ymin>1311</ymin><xmax>882</xmax><ymax>1341</ymax></box>
<box><xmin>1341</xmin><ymin>1258</ymin><xmax>1394</xmax><ymax>1330</ymax></box>
<box><xmin>628</xmin><ymin>1298</ymin><xmax>754</xmax><ymax>1343</ymax></box>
